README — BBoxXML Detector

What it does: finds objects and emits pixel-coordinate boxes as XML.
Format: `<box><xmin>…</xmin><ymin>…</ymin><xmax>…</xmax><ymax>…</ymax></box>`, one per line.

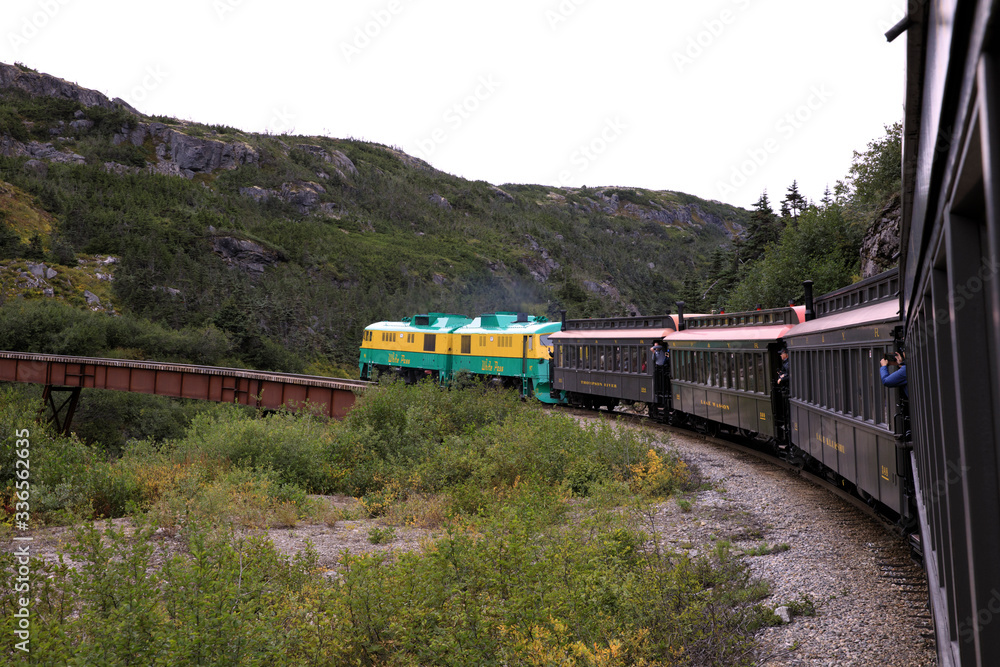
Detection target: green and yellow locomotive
<box><xmin>359</xmin><ymin>312</ymin><xmax>562</xmax><ymax>403</ymax></box>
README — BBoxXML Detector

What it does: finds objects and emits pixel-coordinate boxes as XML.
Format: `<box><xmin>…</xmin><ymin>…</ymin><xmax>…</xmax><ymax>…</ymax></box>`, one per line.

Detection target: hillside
<box><xmin>0</xmin><ymin>61</ymin><xmax>748</xmax><ymax>373</ymax></box>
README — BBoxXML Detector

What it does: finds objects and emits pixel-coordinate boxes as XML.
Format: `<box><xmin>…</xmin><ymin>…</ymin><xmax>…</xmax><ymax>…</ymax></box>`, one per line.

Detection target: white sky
<box><xmin>3</xmin><ymin>0</ymin><xmax>908</xmax><ymax>210</ymax></box>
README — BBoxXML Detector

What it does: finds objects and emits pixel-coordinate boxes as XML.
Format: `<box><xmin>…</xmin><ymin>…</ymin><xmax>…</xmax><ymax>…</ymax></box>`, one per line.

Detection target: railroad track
<box><xmin>562</xmin><ymin>403</ymin><xmax>936</xmax><ymax>663</ymax></box>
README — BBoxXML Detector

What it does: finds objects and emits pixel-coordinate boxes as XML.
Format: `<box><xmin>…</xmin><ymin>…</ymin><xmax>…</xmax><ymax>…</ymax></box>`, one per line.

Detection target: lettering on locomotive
<box><xmin>481</xmin><ymin>360</ymin><xmax>504</xmax><ymax>373</ymax></box>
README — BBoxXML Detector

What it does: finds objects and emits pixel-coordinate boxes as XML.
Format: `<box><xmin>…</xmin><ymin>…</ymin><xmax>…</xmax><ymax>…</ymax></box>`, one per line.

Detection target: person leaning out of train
<box><xmin>777</xmin><ymin>347</ymin><xmax>789</xmax><ymax>387</ymax></box>
<box><xmin>650</xmin><ymin>341</ymin><xmax>666</xmax><ymax>371</ymax></box>
<box><xmin>879</xmin><ymin>350</ymin><xmax>908</xmax><ymax>398</ymax></box>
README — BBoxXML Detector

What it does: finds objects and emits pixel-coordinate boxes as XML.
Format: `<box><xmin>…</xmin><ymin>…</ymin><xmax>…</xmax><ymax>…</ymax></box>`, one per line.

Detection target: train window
<box><xmin>812</xmin><ymin>351</ymin><xmax>820</xmax><ymax>405</ymax></box>
<box><xmin>833</xmin><ymin>350</ymin><xmax>843</xmax><ymax>412</ymax></box>
<box><xmin>853</xmin><ymin>348</ymin><xmax>862</xmax><ymax>418</ymax></box>
<box><xmin>746</xmin><ymin>353</ymin><xmax>756</xmax><ymax>392</ymax></box>
<box><xmin>539</xmin><ymin>335</ymin><xmax>552</xmax><ymax>347</ymax></box>
<box><xmin>756</xmin><ymin>354</ymin><xmax>767</xmax><ymax>395</ymax></box>
<box><xmin>818</xmin><ymin>351</ymin><xmax>828</xmax><ymax>407</ymax></box>
<box><xmin>640</xmin><ymin>348</ymin><xmax>648</xmax><ymax>374</ymax></box>
<box><xmin>631</xmin><ymin>347</ymin><xmax>638</xmax><ymax>374</ymax></box>
<box><xmin>862</xmin><ymin>349</ymin><xmax>873</xmax><ymax>421</ymax></box>
<box><xmin>528</xmin><ymin>336</ymin><xmax>533</xmax><ymax>351</ymax></box>
<box><xmin>461</xmin><ymin>336</ymin><xmax>471</xmax><ymax>354</ymax></box>
<box><xmin>844</xmin><ymin>350</ymin><xmax>854</xmax><ymax>416</ymax></box>
<box><xmin>424</xmin><ymin>334</ymin><xmax>436</xmax><ymax>352</ymax></box>
<box><xmin>878</xmin><ymin>347</ymin><xmax>891</xmax><ymax>426</ymax></box>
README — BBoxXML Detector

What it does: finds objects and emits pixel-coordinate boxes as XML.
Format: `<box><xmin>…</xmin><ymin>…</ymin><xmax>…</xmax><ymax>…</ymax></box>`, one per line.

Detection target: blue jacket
<box><xmin>880</xmin><ymin>364</ymin><xmax>908</xmax><ymax>398</ymax></box>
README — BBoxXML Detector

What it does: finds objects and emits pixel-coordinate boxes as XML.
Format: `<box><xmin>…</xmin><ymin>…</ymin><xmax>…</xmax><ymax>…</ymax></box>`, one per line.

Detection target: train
<box><xmin>360</xmin><ymin>268</ymin><xmax>913</xmax><ymax>526</ymax></box>
<box><xmin>897</xmin><ymin>0</ymin><xmax>1000</xmax><ymax>664</ymax></box>
<box><xmin>549</xmin><ymin>269</ymin><xmax>913</xmax><ymax>524</ymax></box>
<box><xmin>359</xmin><ymin>311</ymin><xmax>562</xmax><ymax>403</ymax></box>
<box><xmin>359</xmin><ymin>1</ymin><xmax>1000</xmax><ymax>662</ymax></box>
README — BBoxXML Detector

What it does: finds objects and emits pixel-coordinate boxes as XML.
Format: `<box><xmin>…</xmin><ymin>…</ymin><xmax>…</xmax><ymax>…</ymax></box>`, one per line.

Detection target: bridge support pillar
<box><xmin>39</xmin><ymin>385</ymin><xmax>82</xmax><ymax>436</ymax></box>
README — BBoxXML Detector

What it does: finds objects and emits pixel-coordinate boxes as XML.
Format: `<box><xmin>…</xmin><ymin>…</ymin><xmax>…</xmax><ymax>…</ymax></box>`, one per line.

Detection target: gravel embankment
<box><xmin>649</xmin><ymin>427</ymin><xmax>937</xmax><ymax>666</ymax></box>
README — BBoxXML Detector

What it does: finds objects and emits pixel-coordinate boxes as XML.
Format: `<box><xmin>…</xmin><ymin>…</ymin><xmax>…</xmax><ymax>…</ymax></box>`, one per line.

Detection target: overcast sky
<box><xmin>3</xmin><ymin>0</ymin><xmax>908</xmax><ymax>210</ymax></box>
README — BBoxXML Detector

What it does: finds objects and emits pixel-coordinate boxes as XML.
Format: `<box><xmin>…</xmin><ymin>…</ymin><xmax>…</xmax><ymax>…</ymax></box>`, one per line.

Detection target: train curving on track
<box><xmin>365</xmin><ymin>3</ymin><xmax>1000</xmax><ymax>662</ymax></box>
<box><xmin>361</xmin><ymin>269</ymin><xmax>914</xmax><ymax>530</ymax></box>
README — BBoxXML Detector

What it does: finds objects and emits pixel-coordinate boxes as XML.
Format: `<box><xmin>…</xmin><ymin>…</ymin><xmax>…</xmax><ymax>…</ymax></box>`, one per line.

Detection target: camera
<box><xmin>882</xmin><ymin>353</ymin><xmax>898</xmax><ymax>362</ymax></box>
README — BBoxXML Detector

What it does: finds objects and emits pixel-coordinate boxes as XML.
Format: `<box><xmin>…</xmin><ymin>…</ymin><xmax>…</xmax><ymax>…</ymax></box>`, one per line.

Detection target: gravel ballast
<box><xmin>650</xmin><ymin>427</ymin><xmax>937</xmax><ymax>666</ymax></box>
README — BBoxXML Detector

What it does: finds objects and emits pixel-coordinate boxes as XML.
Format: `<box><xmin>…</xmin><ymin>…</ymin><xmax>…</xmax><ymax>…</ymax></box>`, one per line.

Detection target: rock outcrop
<box><xmin>0</xmin><ymin>62</ymin><xmax>128</xmax><ymax>111</ymax></box>
<box><xmin>211</xmin><ymin>237</ymin><xmax>281</xmax><ymax>276</ymax></box>
<box><xmin>0</xmin><ymin>137</ymin><xmax>85</xmax><ymax>164</ymax></box>
<box><xmin>112</xmin><ymin>122</ymin><xmax>259</xmax><ymax>177</ymax></box>
<box><xmin>294</xmin><ymin>144</ymin><xmax>358</xmax><ymax>181</ymax></box>
<box><xmin>859</xmin><ymin>193</ymin><xmax>901</xmax><ymax>278</ymax></box>
<box><xmin>522</xmin><ymin>234</ymin><xmax>560</xmax><ymax>283</ymax></box>
<box><xmin>583</xmin><ymin>190</ymin><xmax>744</xmax><ymax>239</ymax></box>
<box><xmin>239</xmin><ymin>181</ymin><xmax>334</xmax><ymax>215</ymax></box>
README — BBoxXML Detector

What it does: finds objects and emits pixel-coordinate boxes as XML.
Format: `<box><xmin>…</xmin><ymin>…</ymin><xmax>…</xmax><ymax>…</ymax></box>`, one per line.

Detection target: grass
<box><xmin>742</xmin><ymin>541</ymin><xmax>791</xmax><ymax>557</ymax></box>
<box><xmin>0</xmin><ymin>381</ymin><xmax>776</xmax><ymax>665</ymax></box>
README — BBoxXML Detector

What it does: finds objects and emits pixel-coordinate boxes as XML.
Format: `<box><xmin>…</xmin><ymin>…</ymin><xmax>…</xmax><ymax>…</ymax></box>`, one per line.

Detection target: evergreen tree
<box><xmin>821</xmin><ymin>185</ymin><xmax>833</xmax><ymax>209</ymax></box>
<box><xmin>840</xmin><ymin>121</ymin><xmax>902</xmax><ymax>228</ymax></box>
<box><xmin>741</xmin><ymin>191</ymin><xmax>781</xmax><ymax>263</ymax></box>
<box><xmin>781</xmin><ymin>180</ymin><xmax>807</xmax><ymax>222</ymax></box>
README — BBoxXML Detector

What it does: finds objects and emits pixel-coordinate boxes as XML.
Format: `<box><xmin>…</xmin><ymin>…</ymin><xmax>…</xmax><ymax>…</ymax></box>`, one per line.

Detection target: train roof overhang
<box><xmin>665</xmin><ymin>325</ymin><xmax>793</xmax><ymax>344</ymax></box>
<box><xmin>549</xmin><ymin>328</ymin><xmax>678</xmax><ymax>341</ymax></box>
<box><xmin>784</xmin><ymin>299</ymin><xmax>902</xmax><ymax>338</ymax></box>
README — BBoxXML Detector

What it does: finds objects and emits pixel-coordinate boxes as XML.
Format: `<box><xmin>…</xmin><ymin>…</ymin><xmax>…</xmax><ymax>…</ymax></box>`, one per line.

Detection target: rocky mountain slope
<box><xmin>0</xmin><ymin>61</ymin><xmax>748</xmax><ymax>370</ymax></box>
